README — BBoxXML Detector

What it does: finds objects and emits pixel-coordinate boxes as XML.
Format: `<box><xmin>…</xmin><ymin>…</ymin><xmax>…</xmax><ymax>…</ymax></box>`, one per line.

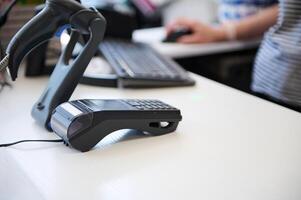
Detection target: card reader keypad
<box><xmin>124</xmin><ymin>100</ymin><xmax>177</xmax><ymax>111</ymax></box>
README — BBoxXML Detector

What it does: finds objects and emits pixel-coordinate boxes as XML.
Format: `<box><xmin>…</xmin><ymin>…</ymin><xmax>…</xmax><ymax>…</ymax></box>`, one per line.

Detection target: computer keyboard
<box><xmin>99</xmin><ymin>39</ymin><xmax>195</xmax><ymax>88</ymax></box>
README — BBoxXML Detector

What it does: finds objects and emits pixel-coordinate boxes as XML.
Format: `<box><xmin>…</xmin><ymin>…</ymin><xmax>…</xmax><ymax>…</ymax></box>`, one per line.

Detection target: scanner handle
<box><xmin>7</xmin><ymin>3</ymin><xmax>62</xmax><ymax>80</ymax></box>
<box><xmin>31</xmin><ymin>16</ymin><xmax>106</xmax><ymax>130</ymax></box>
<box><xmin>6</xmin><ymin>0</ymin><xmax>85</xmax><ymax>81</ymax></box>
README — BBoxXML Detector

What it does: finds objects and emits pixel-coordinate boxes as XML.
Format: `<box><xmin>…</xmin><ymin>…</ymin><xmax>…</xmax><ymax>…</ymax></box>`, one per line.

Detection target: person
<box><xmin>218</xmin><ymin>0</ymin><xmax>278</xmax><ymax>23</ymax></box>
<box><xmin>166</xmin><ymin>0</ymin><xmax>279</xmax><ymax>43</ymax></box>
<box><xmin>167</xmin><ymin>0</ymin><xmax>301</xmax><ymax>112</ymax></box>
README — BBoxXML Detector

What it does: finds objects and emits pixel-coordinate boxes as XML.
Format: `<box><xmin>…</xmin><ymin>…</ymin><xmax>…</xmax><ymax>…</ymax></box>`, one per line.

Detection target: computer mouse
<box><xmin>163</xmin><ymin>27</ymin><xmax>193</xmax><ymax>43</ymax></box>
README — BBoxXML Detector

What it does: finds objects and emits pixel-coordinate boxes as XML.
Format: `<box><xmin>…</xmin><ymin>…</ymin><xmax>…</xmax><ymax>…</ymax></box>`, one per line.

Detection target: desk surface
<box><xmin>1</xmin><ymin>73</ymin><xmax>301</xmax><ymax>200</ymax></box>
<box><xmin>133</xmin><ymin>27</ymin><xmax>261</xmax><ymax>59</ymax></box>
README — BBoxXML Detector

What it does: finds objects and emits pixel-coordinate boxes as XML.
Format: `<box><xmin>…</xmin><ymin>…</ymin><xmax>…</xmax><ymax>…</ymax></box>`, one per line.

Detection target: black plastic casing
<box><xmin>51</xmin><ymin>99</ymin><xmax>182</xmax><ymax>152</ymax></box>
<box><xmin>6</xmin><ymin>0</ymin><xmax>85</xmax><ymax>80</ymax></box>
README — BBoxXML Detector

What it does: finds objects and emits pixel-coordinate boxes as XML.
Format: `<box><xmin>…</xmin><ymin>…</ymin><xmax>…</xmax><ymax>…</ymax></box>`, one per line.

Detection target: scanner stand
<box><xmin>31</xmin><ymin>9</ymin><xmax>106</xmax><ymax>131</ymax></box>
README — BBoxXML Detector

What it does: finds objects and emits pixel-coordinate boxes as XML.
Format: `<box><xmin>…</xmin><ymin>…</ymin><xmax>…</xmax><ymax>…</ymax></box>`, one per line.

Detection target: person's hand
<box><xmin>166</xmin><ymin>18</ymin><xmax>227</xmax><ymax>44</ymax></box>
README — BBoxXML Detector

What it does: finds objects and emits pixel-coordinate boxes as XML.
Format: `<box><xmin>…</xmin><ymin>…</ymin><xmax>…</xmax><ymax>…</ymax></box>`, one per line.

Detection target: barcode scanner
<box><xmin>1</xmin><ymin>0</ymin><xmax>182</xmax><ymax>152</ymax></box>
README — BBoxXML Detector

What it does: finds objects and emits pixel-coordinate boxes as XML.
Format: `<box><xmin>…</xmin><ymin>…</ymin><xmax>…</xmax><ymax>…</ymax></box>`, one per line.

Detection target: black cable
<box><xmin>0</xmin><ymin>139</ymin><xmax>64</xmax><ymax>147</ymax></box>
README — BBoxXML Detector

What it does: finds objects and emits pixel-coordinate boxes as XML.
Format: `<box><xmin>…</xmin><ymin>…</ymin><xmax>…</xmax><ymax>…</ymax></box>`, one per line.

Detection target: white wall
<box><xmin>163</xmin><ymin>0</ymin><xmax>218</xmax><ymax>25</ymax></box>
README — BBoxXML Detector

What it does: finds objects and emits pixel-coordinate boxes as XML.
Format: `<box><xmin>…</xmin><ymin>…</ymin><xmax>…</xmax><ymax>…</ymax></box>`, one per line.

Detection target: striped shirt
<box><xmin>219</xmin><ymin>0</ymin><xmax>278</xmax><ymax>22</ymax></box>
<box><xmin>252</xmin><ymin>0</ymin><xmax>301</xmax><ymax>107</ymax></box>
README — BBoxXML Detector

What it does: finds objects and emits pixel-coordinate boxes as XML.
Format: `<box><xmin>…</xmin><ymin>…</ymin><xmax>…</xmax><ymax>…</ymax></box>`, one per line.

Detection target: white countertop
<box><xmin>0</xmin><ymin>73</ymin><xmax>301</xmax><ymax>200</ymax></box>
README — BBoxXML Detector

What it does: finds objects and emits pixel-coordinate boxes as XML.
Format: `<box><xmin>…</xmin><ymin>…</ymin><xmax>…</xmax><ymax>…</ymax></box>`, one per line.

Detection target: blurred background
<box><xmin>0</xmin><ymin>0</ymin><xmax>218</xmax><ymax>47</ymax></box>
<box><xmin>0</xmin><ymin>0</ymin><xmax>256</xmax><ymax>93</ymax></box>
